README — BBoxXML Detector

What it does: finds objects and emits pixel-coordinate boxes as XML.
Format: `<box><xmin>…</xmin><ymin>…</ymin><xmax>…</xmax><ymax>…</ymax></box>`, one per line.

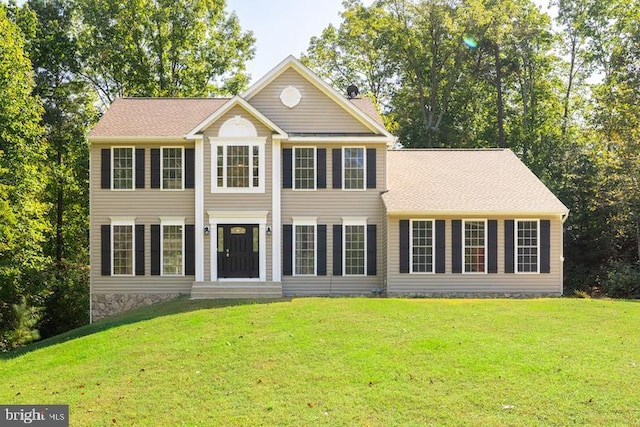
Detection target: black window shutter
<box><xmin>151</xmin><ymin>224</ymin><xmax>160</xmax><ymax>275</ymax></box>
<box><xmin>151</xmin><ymin>149</ymin><xmax>160</xmax><ymax>189</ymax></box>
<box><xmin>317</xmin><ymin>148</ymin><xmax>326</xmax><ymax>189</ymax></box>
<box><xmin>185</xmin><ymin>148</ymin><xmax>195</xmax><ymax>189</ymax></box>
<box><xmin>283</xmin><ymin>148</ymin><xmax>292</xmax><ymax>189</ymax></box>
<box><xmin>540</xmin><ymin>220</ymin><xmax>551</xmax><ymax>273</ymax></box>
<box><xmin>452</xmin><ymin>220</ymin><xmax>462</xmax><ymax>273</ymax></box>
<box><xmin>101</xmin><ymin>225</ymin><xmax>111</xmax><ymax>275</ymax></box>
<box><xmin>333</xmin><ymin>224</ymin><xmax>342</xmax><ymax>275</ymax></box>
<box><xmin>332</xmin><ymin>149</ymin><xmax>342</xmax><ymax>189</ymax></box>
<box><xmin>101</xmin><ymin>149</ymin><xmax>110</xmax><ymax>189</ymax></box>
<box><xmin>366</xmin><ymin>148</ymin><xmax>376</xmax><ymax>189</ymax></box>
<box><xmin>135</xmin><ymin>224</ymin><xmax>145</xmax><ymax>275</ymax></box>
<box><xmin>317</xmin><ymin>225</ymin><xmax>327</xmax><ymax>275</ymax></box>
<box><xmin>435</xmin><ymin>220</ymin><xmax>445</xmax><ymax>273</ymax></box>
<box><xmin>488</xmin><ymin>220</ymin><xmax>498</xmax><ymax>273</ymax></box>
<box><xmin>283</xmin><ymin>224</ymin><xmax>292</xmax><ymax>276</ymax></box>
<box><xmin>505</xmin><ymin>220</ymin><xmax>515</xmax><ymax>273</ymax></box>
<box><xmin>135</xmin><ymin>149</ymin><xmax>145</xmax><ymax>189</ymax></box>
<box><xmin>185</xmin><ymin>224</ymin><xmax>195</xmax><ymax>275</ymax></box>
<box><xmin>367</xmin><ymin>224</ymin><xmax>377</xmax><ymax>275</ymax></box>
<box><xmin>399</xmin><ymin>220</ymin><xmax>409</xmax><ymax>273</ymax></box>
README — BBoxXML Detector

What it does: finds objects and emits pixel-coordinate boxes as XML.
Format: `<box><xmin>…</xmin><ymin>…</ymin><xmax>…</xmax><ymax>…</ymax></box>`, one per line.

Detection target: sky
<box><xmin>226</xmin><ymin>0</ymin><xmax>554</xmax><ymax>85</ymax></box>
<box><xmin>225</xmin><ymin>0</ymin><xmax>374</xmax><ymax>84</ymax></box>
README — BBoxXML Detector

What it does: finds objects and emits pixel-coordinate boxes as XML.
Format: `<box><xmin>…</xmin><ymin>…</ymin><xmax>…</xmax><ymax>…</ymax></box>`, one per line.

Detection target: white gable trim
<box><xmin>241</xmin><ymin>56</ymin><xmax>393</xmax><ymax>139</ymax></box>
<box><xmin>185</xmin><ymin>96</ymin><xmax>287</xmax><ymax>139</ymax></box>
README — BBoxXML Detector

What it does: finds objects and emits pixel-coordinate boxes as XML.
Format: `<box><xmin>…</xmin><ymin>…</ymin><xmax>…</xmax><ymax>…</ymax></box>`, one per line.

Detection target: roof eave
<box><xmin>384</xmin><ymin>209</ymin><xmax>570</xmax><ymax>217</ymax></box>
<box><xmin>88</xmin><ymin>135</ymin><xmax>188</xmax><ymax>143</ymax></box>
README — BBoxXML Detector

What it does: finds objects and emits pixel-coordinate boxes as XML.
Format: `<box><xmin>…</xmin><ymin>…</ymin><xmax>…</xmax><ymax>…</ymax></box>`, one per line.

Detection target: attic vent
<box><xmin>280</xmin><ymin>86</ymin><xmax>302</xmax><ymax>108</ymax></box>
<box><xmin>347</xmin><ymin>84</ymin><xmax>359</xmax><ymax>98</ymax></box>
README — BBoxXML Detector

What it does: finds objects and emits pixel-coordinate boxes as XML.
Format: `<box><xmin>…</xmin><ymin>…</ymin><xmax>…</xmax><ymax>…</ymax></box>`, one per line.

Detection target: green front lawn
<box><xmin>1</xmin><ymin>298</ymin><xmax>639</xmax><ymax>425</ymax></box>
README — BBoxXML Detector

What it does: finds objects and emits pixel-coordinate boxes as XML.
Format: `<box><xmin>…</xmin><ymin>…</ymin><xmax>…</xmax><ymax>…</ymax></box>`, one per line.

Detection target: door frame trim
<box><xmin>208</xmin><ymin>211</ymin><xmax>268</xmax><ymax>282</ymax></box>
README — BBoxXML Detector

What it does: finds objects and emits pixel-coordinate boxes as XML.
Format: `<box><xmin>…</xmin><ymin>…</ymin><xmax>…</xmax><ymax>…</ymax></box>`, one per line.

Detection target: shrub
<box><xmin>600</xmin><ymin>261</ymin><xmax>640</xmax><ymax>299</ymax></box>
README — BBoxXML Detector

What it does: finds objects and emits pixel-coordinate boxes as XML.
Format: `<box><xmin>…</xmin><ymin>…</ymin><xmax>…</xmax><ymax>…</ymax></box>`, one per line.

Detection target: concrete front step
<box><xmin>191</xmin><ymin>282</ymin><xmax>282</xmax><ymax>299</ymax></box>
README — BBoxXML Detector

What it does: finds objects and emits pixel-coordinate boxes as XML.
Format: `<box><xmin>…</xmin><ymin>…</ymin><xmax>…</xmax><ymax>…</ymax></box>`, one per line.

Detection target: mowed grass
<box><xmin>1</xmin><ymin>298</ymin><xmax>639</xmax><ymax>426</ymax></box>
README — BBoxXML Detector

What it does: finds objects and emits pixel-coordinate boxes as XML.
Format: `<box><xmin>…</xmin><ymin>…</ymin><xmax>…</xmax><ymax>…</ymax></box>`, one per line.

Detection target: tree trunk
<box><xmin>494</xmin><ymin>43</ymin><xmax>506</xmax><ymax>148</ymax></box>
<box><xmin>562</xmin><ymin>34</ymin><xmax>577</xmax><ymax>136</ymax></box>
<box><xmin>56</xmin><ymin>148</ymin><xmax>63</xmax><ymax>265</ymax></box>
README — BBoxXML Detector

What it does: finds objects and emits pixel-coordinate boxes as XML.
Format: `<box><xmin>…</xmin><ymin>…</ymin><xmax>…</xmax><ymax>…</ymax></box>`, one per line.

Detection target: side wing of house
<box><xmin>383</xmin><ymin>149</ymin><xmax>569</xmax><ymax>296</ymax></box>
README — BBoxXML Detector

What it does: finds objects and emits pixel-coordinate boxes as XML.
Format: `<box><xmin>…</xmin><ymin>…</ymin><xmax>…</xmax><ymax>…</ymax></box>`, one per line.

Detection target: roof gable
<box><xmin>383</xmin><ymin>149</ymin><xmax>569</xmax><ymax>215</ymax></box>
<box><xmin>185</xmin><ymin>96</ymin><xmax>287</xmax><ymax>139</ymax></box>
<box><xmin>242</xmin><ymin>56</ymin><xmax>391</xmax><ymax>137</ymax></box>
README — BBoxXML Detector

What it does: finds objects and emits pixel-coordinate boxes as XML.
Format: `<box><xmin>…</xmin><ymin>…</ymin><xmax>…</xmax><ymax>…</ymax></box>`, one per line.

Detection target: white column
<box><xmin>194</xmin><ymin>137</ymin><xmax>204</xmax><ymax>282</ymax></box>
<box><xmin>272</xmin><ymin>136</ymin><xmax>282</xmax><ymax>282</ymax></box>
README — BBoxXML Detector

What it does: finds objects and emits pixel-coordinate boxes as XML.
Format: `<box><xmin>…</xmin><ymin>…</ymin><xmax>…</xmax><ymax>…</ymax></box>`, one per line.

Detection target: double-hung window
<box><xmin>293</xmin><ymin>218</ymin><xmax>316</xmax><ymax>275</ymax></box>
<box><xmin>516</xmin><ymin>220</ymin><xmax>539</xmax><ymax>273</ymax></box>
<box><xmin>112</xmin><ymin>147</ymin><xmax>134</xmax><ymax>190</ymax></box>
<box><xmin>294</xmin><ymin>147</ymin><xmax>316</xmax><ymax>190</ymax></box>
<box><xmin>111</xmin><ymin>219</ymin><xmax>135</xmax><ymax>276</ymax></box>
<box><xmin>343</xmin><ymin>219</ymin><xmax>366</xmax><ymax>275</ymax></box>
<box><xmin>212</xmin><ymin>141</ymin><xmax>265</xmax><ymax>192</ymax></box>
<box><xmin>161</xmin><ymin>219</ymin><xmax>184</xmax><ymax>276</ymax></box>
<box><xmin>162</xmin><ymin>147</ymin><xmax>183</xmax><ymax>190</ymax></box>
<box><xmin>411</xmin><ymin>220</ymin><xmax>434</xmax><ymax>273</ymax></box>
<box><xmin>464</xmin><ymin>220</ymin><xmax>486</xmax><ymax>273</ymax></box>
<box><xmin>343</xmin><ymin>147</ymin><xmax>365</xmax><ymax>190</ymax></box>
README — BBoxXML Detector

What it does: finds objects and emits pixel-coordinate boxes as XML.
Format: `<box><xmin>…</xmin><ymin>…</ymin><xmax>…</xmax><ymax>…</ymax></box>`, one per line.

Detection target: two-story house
<box><xmin>88</xmin><ymin>56</ymin><xmax>569</xmax><ymax>321</ymax></box>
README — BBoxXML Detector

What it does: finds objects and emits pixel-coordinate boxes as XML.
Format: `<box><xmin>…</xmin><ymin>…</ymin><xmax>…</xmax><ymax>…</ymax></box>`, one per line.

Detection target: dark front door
<box><xmin>217</xmin><ymin>224</ymin><xmax>259</xmax><ymax>278</ymax></box>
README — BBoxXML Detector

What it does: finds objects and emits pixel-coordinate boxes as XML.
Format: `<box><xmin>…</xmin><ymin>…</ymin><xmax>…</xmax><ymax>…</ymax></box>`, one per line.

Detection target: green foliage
<box><xmin>2</xmin><ymin>298</ymin><xmax>41</xmax><ymax>351</ymax></box>
<box><xmin>74</xmin><ymin>0</ymin><xmax>256</xmax><ymax>105</ymax></box>
<box><xmin>600</xmin><ymin>262</ymin><xmax>640</xmax><ymax>298</ymax></box>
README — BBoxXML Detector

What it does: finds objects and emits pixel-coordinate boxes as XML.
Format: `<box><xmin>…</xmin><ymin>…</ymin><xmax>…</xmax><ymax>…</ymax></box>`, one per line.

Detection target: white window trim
<box><xmin>292</xmin><ymin>217</ymin><xmax>317</xmax><ymax>276</ymax></box>
<box><xmin>111</xmin><ymin>146</ymin><xmax>135</xmax><ymax>191</ymax></box>
<box><xmin>160</xmin><ymin>217</ymin><xmax>185</xmax><ymax>277</ymax></box>
<box><xmin>342</xmin><ymin>217</ymin><xmax>367</xmax><ymax>276</ymax></box>
<box><xmin>342</xmin><ymin>146</ymin><xmax>366</xmax><ymax>191</ymax></box>
<box><xmin>110</xmin><ymin>218</ymin><xmax>135</xmax><ymax>277</ymax></box>
<box><xmin>515</xmin><ymin>219</ymin><xmax>540</xmax><ymax>274</ymax></box>
<box><xmin>410</xmin><ymin>219</ymin><xmax>435</xmax><ymax>274</ymax></box>
<box><xmin>210</xmin><ymin>138</ymin><xmax>266</xmax><ymax>193</ymax></box>
<box><xmin>160</xmin><ymin>146</ymin><xmax>185</xmax><ymax>191</ymax></box>
<box><xmin>462</xmin><ymin>219</ymin><xmax>488</xmax><ymax>274</ymax></box>
<box><xmin>293</xmin><ymin>146</ymin><xmax>317</xmax><ymax>191</ymax></box>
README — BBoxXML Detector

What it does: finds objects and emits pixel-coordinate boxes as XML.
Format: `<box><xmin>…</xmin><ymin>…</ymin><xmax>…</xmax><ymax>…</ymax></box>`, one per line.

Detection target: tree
<box><xmin>75</xmin><ymin>0</ymin><xmax>256</xmax><ymax>105</ymax></box>
<box><xmin>0</xmin><ymin>4</ymin><xmax>48</xmax><ymax>350</ymax></box>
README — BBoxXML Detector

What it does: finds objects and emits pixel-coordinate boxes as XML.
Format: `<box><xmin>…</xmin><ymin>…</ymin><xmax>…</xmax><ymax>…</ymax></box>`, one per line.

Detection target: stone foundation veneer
<box><xmin>91</xmin><ymin>293</ymin><xmax>183</xmax><ymax>321</ymax></box>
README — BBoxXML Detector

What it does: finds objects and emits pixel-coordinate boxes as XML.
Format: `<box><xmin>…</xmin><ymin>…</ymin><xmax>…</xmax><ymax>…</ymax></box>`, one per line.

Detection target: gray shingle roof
<box><xmin>383</xmin><ymin>149</ymin><xmax>569</xmax><ymax>215</ymax></box>
<box><xmin>89</xmin><ymin>96</ymin><xmax>385</xmax><ymax>138</ymax></box>
<box><xmin>89</xmin><ymin>98</ymin><xmax>229</xmax><ymax>138</ymax></box>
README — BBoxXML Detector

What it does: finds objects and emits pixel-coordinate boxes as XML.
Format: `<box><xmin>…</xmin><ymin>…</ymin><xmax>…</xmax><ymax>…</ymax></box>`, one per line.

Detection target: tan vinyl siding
<box><xmin>386</xmin><ymin>215</ymin><xmax>563</xmax><ymax>295</ymax></box>
<box><xmin>281</xmin><ymin>142</ymin><xmax>386</xmax><ymax>295</ymax></box>
<box><xmin>90</xmin><ymin>142</ymin><xmax>195</xmax><ymax>294</ymax></box>
<box><xmin>247</xmin><ymin>68</ymin><xmax>374</xmax><ymax>134</ymax></box>
<box><xmin>202</xmin><ymin>107</ymin><xmax>273</xmax><ymax>281</ymax></box>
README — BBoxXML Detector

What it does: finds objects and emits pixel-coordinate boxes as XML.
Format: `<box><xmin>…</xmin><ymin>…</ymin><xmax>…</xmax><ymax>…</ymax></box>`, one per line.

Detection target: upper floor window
<box><xmin>294</xmin><ymin>147</ymin><xmax>316</xmax><ymax>190</ymax></box>
<box><xmin>464</xmin><ymin>220</ymin><xmax>486</xmax><ymax>273</ymax></box>
<box><xmin>162</xmin><ymin>147</ymin><xmax>183</xmax><ymax>190</ymax></box>
<box><xmin>343</xmin><ymin>147</ymin><xmax>365</xmax><ymax>190</ymax></box>
<box><xmin>212</xmin><ymin>115</ymin><xmax>265</xmax><ymax>193</ymax></box>
<box><xmin>516</xmin><ymin>220</ymin><xmax>539</xmax><ymax>273</ymax></box>
<box><xmin>411</xmin><ymin>220</ymin><xmax>434</xmax><ymax>273</ymax></box>
<box><xmin>112</xmin><ymin>147</ymin><xmax>134</xmax><ymax>190</ymax></box>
